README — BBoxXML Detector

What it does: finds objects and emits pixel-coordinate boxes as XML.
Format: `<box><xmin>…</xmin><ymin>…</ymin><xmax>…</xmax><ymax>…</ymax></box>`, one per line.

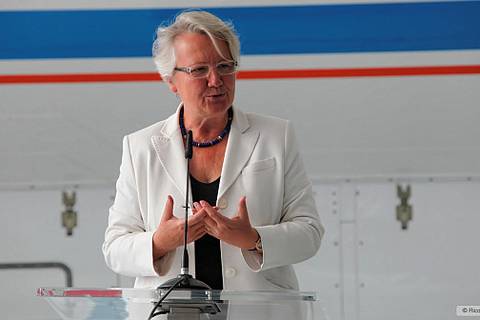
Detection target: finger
<box><xmin>160</xmin><ymin>195</ymin><xmax>174</xmax><ymax>222</ymax></box>
<box><xmin>188</xmin><ymin>223</ymin><xmax>206</xmax><ymax>241</ymax></box>
<box><xmin>193</xmin><ymin>202</ymin><xmax>201</xmax><ymax>211</ymax></box>
<box><xmin>187</xmin><ymin>210</ymin><xmax>207</xmax><ymax>226</ymax></box>
<box><xmin>199</xmin><ymin>200</ymin><xmax>212</xmax><ymax>208</ymax></box>
<box><xmin>189</xmin><ymin>223</ymin><xmax>205</xmax><ymax>235</ymax></box>
<box><xmin>191</xmin><ymin>202</ymin><xmax>198</xmax><ymax>214</ymax></box>
<box><xmin>205</xmin><ymin>225</ymin><xmax>216</xmax><ymax>237</ymax></box>
<box><xmin>204</xmin><ymin>216</ymin><xmax>217</xmax><ymax>229</ymax></box>
<box><xmin>192</xmin><ymin>202</ymin><xmax>208</xmax><ymax>215</ymax></box>
<box><xmin>190</xmin><ymin>230</ymin><xmax>207</xmax><ymax>242</ymax></box>
<box><xmin>192</xmin><ymin>223</ymin><xmax>206</xmax><ymax>235</ymax></box>
<box><xmin>237</xmin><ymin>196</ymin><xmax>250</xmax><ymax>222</ymax></box>
<box><xmin>201</xmin><ymin>200</ymin><xmax>228</xmax><ymax>224</ymax></box>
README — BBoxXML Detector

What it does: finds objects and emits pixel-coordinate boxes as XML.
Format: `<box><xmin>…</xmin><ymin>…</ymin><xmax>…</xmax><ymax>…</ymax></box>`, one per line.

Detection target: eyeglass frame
<box><xmin>173</xmin><ymin>60</ymin><xmax>238</xmax><ymax>79</ymax></box>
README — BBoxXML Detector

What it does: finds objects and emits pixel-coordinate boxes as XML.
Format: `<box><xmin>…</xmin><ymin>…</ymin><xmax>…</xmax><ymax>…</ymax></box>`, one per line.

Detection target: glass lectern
<box><xmin>37</xmin><ymin>287</ymin><xmax>327</xmax><ymax>320</ymax></box>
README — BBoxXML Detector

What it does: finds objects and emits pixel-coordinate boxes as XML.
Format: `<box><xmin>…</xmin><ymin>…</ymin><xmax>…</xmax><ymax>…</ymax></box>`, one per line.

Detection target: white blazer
<box><xmin>103</xmin><ymin>106</ymin><xmax>324</xmax><ymax>290</ymax></box>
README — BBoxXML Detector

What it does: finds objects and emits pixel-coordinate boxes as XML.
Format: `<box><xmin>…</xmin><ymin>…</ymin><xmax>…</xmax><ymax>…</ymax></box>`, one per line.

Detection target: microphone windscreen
<box><xmin>185</xmin><ymin>130</ymin><xmax>193</xmax><ymax>159</ymax></box>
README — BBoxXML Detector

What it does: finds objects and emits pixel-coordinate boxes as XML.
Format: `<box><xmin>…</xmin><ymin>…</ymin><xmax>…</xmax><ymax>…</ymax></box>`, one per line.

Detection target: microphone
<box><xmin>150</xmin><ymin>131</ymin><xmax>220</xmax><ymax>320</ymax></box>
<box><xmin>181</xmin><ymin>130</ymin><xmax>192</xmax><ymax>274</ymax></box>
<box><xmin>185</xmin><ymin>130</ymin><xmax>193</xmax><ymax>159</ymax></box>
<box><xmin>156</xmin><ymin>129</ymin><xmax>210</xmax><ymax>289</ymax></box>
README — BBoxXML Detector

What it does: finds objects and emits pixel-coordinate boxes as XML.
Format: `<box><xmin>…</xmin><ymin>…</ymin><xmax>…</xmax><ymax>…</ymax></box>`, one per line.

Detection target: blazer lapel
<box><xmin>151</xmin><ymin>108</ymin><xmax>188</xmax><ymax>200</ymax></box>
<box><xmin>218</xmin><ymin>108</ymin><xmax>259</xmax><ymax>202</ymax></box>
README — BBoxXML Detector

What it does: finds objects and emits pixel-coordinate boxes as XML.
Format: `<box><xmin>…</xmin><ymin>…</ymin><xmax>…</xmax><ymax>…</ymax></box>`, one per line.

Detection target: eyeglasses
<box><xmin>174</xmin><ymin>61</ymin><xmax>238</xmax><ymax>79</ymax></box>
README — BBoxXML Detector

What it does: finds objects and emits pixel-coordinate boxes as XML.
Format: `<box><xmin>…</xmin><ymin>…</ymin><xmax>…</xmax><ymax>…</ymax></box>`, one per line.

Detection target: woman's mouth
<box><xmin>207</xmin><ymin>93</ymin><xmax>225</xmax><ymax>98</ymax></box>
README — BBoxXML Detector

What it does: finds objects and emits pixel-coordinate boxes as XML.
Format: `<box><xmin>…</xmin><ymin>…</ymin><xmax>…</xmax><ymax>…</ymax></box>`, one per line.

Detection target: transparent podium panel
<box><xmin>37</xmin><ymin>288</ymin><xmax>327</xmax><ymax>320</ymax></box>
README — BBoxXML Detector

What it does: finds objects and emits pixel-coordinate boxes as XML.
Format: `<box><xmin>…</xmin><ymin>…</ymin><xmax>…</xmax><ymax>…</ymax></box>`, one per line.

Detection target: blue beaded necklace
<box><xmin>179</xmin><ymin>107</ymin><xmax>233</xmax><ymax>148</ymax></box>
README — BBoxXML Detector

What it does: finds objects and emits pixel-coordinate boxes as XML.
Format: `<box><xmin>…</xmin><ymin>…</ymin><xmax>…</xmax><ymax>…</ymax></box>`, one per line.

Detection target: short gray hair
<box><xmin>152</xmin><ymin>10</ymin><xmax>241</xmax><ymax>81</ymax></box>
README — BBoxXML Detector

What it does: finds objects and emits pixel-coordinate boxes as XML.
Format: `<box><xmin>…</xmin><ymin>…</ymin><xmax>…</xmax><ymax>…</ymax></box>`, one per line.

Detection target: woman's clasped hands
<box><xmin>153</xmin><ymin>195</ymin><xmax>259</xmax><ymax>259</ymax></box>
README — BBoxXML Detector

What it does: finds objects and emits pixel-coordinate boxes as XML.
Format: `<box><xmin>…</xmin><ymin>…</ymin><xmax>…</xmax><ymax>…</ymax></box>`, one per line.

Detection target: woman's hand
<box><xmin>152</xmin><ymin>195</ymin><xmax>207</xmax><ymax>259</ymax></box>
<box><xmin>195</xmin><ymin>196</ymin><xmax>259</xmax><ymax>249</ymax></box>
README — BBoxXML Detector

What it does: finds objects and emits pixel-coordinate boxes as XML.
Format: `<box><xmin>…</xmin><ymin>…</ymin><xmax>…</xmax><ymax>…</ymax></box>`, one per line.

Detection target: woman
<box><xmin>103</xmin><ymin>10</ymin><xmax>324</xmax><ymax>291</ymax></box>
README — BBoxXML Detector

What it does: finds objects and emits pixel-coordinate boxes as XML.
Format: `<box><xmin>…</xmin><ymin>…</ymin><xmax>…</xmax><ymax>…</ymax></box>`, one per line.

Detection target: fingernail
<box><xmin>200</xmin><ymin>200</ymin><xmax>207</xmax><ymax>206</ymax></box>
<box><xmin>193</xmin><ymin>202</ymin><xmax>200</xmax><ymax>209</ymax></box>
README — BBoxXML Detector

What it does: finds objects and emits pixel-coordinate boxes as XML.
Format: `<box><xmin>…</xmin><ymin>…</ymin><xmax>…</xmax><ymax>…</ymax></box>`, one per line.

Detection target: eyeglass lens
<box><xmin>190</xmin><ymin>62</ymin><xmax>236</xmax><ymax>78</ymax></box>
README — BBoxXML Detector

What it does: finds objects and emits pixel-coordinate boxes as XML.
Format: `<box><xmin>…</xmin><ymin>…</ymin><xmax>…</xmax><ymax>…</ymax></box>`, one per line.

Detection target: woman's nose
<box><xmin>207</xmin><ymin>68</ymin><xmax>223</xmax><ymax>87</ymax></box>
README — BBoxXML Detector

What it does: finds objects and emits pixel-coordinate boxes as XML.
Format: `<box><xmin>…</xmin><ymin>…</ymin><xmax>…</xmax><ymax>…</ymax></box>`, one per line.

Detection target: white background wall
<box><xmin>2</xmin><ymin>52</ymin><xmax>480</xmax><ymax>185</ymax></box>
<box><xmin>297</xmin><ymin>179</ymin><xmax>480</xmax><ymax>320</ymax></box>
<box><xmin>0</xmin><ymin>188</ymin><xmax>131</xmax><ymax>320</ymax></box>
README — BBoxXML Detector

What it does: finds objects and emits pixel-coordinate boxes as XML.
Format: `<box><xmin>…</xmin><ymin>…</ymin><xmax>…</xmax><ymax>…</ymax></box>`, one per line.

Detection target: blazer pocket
<box><xmin>242</xmin><ymin>157</ymin><xmax>276</xmax><ymax>174</ymax></box>
<box><xmin>261</xmin><ymin>266</ymin><xmax>298</xmax><ymax>290</ymax></box>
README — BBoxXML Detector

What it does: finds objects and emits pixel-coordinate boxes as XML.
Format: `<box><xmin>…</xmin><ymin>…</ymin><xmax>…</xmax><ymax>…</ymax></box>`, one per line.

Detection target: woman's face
<box><xmin>168</xmin><ymin>32</ymin><xmax>236</xmax><ymax>118</ymax></box>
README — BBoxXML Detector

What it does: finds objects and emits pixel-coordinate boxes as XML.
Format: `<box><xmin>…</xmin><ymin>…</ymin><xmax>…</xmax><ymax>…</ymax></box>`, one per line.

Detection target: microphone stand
<box><xmin>157</xmin><ymin>130</ymin><xmax>211</xmax><ymax>290</ymax></box>
<box><xmin>149</xmin><ymin>130</ymin><xmax>219</xmax><ymax>319</ymax></box>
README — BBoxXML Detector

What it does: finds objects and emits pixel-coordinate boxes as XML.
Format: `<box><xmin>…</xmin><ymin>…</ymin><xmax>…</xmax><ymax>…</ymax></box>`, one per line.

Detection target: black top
<box><xmin>190</xmin><ymin>175</ymin><xmax>223</xmax><ymax>290</ymax></box>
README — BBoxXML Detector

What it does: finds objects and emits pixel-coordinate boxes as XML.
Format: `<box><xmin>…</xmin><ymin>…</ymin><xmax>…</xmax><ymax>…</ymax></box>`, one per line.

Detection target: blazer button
<box><xmin>225</xmin><ymin>267</ymin><xmax>237</xmax><ymax>278</ymax></box>
<box><xmin>217</xmin><ymin>198</ymin><xmax>228</xmax><ymax>209</ymax></box>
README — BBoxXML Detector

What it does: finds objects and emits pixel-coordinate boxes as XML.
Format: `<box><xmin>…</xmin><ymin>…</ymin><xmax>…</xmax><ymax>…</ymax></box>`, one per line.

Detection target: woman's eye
<box><xmin>218</xmin><ymin>63</ymin><xmax>231</xmax><ymax>70</ymax></box>
<box><xmin>191</xmin><ymin>66</ymin><xmax>209</xmax><ymax>75</ymax></box>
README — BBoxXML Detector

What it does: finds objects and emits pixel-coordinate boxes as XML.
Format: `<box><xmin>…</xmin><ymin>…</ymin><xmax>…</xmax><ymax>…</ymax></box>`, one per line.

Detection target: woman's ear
<box><xmin>167</xmin><ymin>78</ymin><xmax>178</xmax><ymax>93</ymax></box>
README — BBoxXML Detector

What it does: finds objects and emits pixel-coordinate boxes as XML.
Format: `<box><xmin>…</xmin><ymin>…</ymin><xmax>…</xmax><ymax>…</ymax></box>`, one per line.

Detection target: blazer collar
<box><xmin>151</xmin><ymin>104</ymin><xmax>259</xmax><ymax>202</ymax></box>
<box><xmin>218</xmin><ymin>107</ymin><xmax>259</xmax><ymax>201</ymax></box>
